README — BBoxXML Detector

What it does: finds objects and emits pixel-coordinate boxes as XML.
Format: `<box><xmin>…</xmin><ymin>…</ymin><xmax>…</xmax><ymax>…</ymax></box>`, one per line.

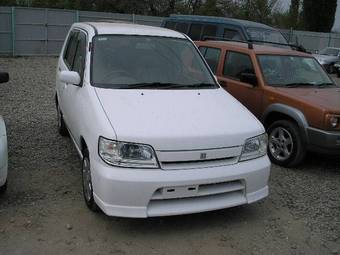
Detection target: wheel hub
<box><xmin>269</xmin><ymin>127</ymin><xmax>294</xmax><ymax>161</ymax></box>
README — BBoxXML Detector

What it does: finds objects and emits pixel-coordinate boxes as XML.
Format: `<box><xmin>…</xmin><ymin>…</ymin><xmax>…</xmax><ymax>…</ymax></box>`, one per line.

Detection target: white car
<box><xmin>55</xmin><ymin>22</ymin><xmax>271</xmax><ymax>218</ymax></box>
<box><xmin>0</xmin><ymin>72</ymin><xmax>9</xmax><ymax>194</ymax></box>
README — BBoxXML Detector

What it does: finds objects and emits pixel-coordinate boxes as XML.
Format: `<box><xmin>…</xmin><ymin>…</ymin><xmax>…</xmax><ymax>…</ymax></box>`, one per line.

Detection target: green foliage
<box><xmin>302</xmin><ymin>0</ymin><xmax>337</xmax><ymax>32</ymax></box>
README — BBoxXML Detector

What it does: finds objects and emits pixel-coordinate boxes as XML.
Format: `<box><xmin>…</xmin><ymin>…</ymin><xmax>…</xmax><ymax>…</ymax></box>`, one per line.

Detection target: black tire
<box><xmin>82</xmin><ymin>148</ymin><xmax>99</xmax><ymax>212</ymax></box>
<box><xmin>267</xmin><ymin>120</ymin><xmax>306</xmax><ymax>167</ymax></box>
<box><xmin>337</xmin><ymin>71</ymin><xmax>340</xmax><ymax>78</ymax></box>
<box><xmin>56</xmin><ymin>103</ymin><xmax>68</xmax><ymax>136</ymax></box>
<box><xmin>0</xmin><ymin>180</ymin><xmax>7</xmax><ymax>194</ymax></box>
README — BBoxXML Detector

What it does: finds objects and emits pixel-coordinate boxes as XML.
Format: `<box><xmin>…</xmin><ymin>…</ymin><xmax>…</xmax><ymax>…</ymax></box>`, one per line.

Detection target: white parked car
<box><xmin>0</xmin><ymin>72</ymin><xmax>9</xmax><ymax>194</ymax></box>
<box><xmin>55</xmin><ymin>22</ymin><xmax>271</xmax><ymax>218</ymax></box>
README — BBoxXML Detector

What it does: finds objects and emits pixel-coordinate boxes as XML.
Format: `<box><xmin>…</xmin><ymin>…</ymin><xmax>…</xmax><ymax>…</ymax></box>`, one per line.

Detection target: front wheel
<box><xmin>82</xmin><ymin>149</ymin><xmax>99</xmax><ymax>212</ymax></box>
<box><xmin>267</xmin><ymin>120</ymin><xmax>306</xmax><ymax>167</ymax></box>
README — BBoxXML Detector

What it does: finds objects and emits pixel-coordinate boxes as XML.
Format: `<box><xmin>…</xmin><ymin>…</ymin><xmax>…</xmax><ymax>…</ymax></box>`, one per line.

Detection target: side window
<box><xmin>63</xmin><ymin>31</ymin><xmax>79</xmax><ymax>68</ymax></box>
<box><xmin>199</xmin><ymin>46</ymin><xmax>207</xmax><ymax>55</ymax></box>
<box><xmin>203</xmin><ymin>47</ymin><xmax>221</xmax><ymax>74</ymax></box>
<box><xmin>223</xmin><ymin>29</ymin><xmax>243</xmax><ymax>41</ymax></box>
<box><xmin>188</xmin><ymin>24</ymin><xmax>203</xmax><ymax>40</ymax></box>
<box><xmin>223</xmin><ymin>51</ymin><xmax>254</xmax><ymax>80</ymax></box>
<box><xmin>201</xmin><ymin>25</ymin><xmax>217</xmax><ymax>40</ymax></box>
<box><xmin>164</xmin><ymin>21</ymin><xmax>176</xmax><ymax>30</ymax></box>
<box><xmin>175</xmin><ymin>22</ymin><xmax>189</xmax><ymax>34</ymax></box>
<box><xmin>72</xmin><ymin>32</ymin><xmax>87</xmax><ymax>80</ymax></box>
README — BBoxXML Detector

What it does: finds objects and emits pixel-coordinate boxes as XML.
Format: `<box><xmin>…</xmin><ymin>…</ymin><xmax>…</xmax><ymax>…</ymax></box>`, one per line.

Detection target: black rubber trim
<box><xmin>85</xmin><ymin>22</ymin><xmax>98</xmax><ymax>35</ymax></box>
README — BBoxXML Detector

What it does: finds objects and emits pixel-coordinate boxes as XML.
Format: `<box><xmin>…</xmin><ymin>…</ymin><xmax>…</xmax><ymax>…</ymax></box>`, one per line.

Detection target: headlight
<box><xmin>326</xmin><ymin>114</ymin><xmax>339</xmax><ymax>128</ymax></box>
<box><xmin>239</xmin><ymin>134</ymin><xmax>268</xmax><ymax>161</ymax></box>
<box><xmin>98</xmin><ymin>137</ymin><xmax>159</xmax><ymax>168</ymax></box>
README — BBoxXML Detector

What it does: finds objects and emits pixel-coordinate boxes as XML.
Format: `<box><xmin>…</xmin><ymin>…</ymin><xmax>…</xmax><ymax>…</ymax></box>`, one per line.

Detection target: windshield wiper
<box><xmin>283</xmin><ymin>82</ymin><xmax>336</xmax><ymax>88</ymax></box>
<box><xmin>314</xmin><ymin>82</ymin><xmax>336</xmax><ymax>88</ymax></box>
<box><xmin>124</xmin><ymin>82</ymin><xmax>173</xmax><ymax>89</ymax></box>
<box><xmin>162</xmin><ymin>83</ymin><xmax>217</xmax><ymax>89</ymax></box>
<box><xmin>284</xmin><ymin>82</ymin><xmax>316</xmax><ymax>88</ymax></box>
<box><xmin>123</xmin><ymin>82</ymin><xmax>216</xmax><ymax>90</ymax></box>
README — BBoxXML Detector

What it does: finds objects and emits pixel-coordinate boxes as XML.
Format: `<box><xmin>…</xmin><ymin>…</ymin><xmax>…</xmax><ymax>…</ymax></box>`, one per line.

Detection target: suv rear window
<box><xmin>223</xmin><ymin>51</ymin><xmax>255</xmax><ymax>80</ymax></box>
<box><xmin>175</xmin><ymin>23</ymin><xmax>189</xmax><ymax>34</ymax></box>
<box><xmin>164</xmin><ymin>21</ymin><xmax>176</xmax><ymax>30</ymax></box>
<box><xmin>188</xmin><ymin>24</ymin><xmax>203</xmax><ymax>40</ymax></box>
<box><xmin>223</xmin><ymin>29</ymin><xmax>242</xmax><ymax>41</ymax></box>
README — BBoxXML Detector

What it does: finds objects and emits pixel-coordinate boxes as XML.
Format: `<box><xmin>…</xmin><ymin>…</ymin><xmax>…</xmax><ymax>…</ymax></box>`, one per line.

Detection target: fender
<box><xmin>262</xmin><ymin>103</ymin><xmax>309</xmax><ymax>142</ymax></box>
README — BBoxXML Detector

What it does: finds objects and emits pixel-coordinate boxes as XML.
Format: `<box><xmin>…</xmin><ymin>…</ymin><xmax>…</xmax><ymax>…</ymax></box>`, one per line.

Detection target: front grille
<box><xmin>160</xmin><ymin>156</ymin><xmax>239</xmax><ymax>170</ymax></box>
<box><xmin>156</xmin><ymin>146</ymin><xmax>242</xmax><ymax>170</ymax></box>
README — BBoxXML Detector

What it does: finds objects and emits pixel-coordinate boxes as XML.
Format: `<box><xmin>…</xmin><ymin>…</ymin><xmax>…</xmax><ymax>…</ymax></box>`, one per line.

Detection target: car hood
<box><xmin>274</xmin><ymin>87</ymin><xmax>340</xmax><ymax>113</ymax></box>
<box><xmin>94</xmin><ymin>88</ymin><xmax>264</xmax><ymax>150</ymax></box>
<box><xmin>313</xmin><ymin>54</ymin><xmax>338</xmax><ymax>64</ymax></box>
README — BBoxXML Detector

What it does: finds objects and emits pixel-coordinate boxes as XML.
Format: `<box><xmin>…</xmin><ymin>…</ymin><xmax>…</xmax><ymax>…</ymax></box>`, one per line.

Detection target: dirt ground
<box><xmin>0</xmin><ymin>57</ymin><xmax>339</xmax><ymax>255</ymax></box>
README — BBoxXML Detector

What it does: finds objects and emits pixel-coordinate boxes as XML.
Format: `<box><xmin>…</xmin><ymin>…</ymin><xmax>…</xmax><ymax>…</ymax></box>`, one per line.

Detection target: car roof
<box><xmin>197</xmin><ymin>40</ymin><xmax>310</xmax><ymax>56</ymax></box>
<box><xmin>166</xmin><ymin>15</ymin><xmax>276</xmax><ymax>30</ymax></box>
<box><xmin>76</xmin><ymin>22</ymin><xmax>186</xmax><ymax>38</ymax></box>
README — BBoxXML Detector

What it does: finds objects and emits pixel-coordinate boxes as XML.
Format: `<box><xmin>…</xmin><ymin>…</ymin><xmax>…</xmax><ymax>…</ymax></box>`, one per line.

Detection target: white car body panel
<box><xmin>0</xmin><ymin>116</ymin><xmax>8</xmax><ymax>187</ymax></box>
<box><xmin>56</xmin><ymin>22</ymin><xmax>271</xmax><ymax>217</ymax></box>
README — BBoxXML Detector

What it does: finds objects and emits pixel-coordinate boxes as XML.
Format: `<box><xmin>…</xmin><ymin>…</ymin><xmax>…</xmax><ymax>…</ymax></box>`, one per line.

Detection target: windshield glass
<box><xmin>258</xmin><ymin>55</ymin><xmax>334</xmax><ymax>87</ymax></box>
<box><xmin>247</xmin><ymin>28</ymin><xmax>288</xmax><ymax>46</ymax></box>
<box><xmin>91</xmin><ymin>35</ymin><xmax>216</xmax><ymax>89</ymax></box>
<box><xmin>319</xmin><ymin>48</ymin><xmax>340</xmax><ymax>56</ymax></box>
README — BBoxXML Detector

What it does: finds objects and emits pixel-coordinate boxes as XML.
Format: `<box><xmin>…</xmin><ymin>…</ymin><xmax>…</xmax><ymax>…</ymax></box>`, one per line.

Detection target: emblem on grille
<box><xmin>200</xmin><ymin>153</ymin><xmax>207</xmax><ymax>160</ymax></box>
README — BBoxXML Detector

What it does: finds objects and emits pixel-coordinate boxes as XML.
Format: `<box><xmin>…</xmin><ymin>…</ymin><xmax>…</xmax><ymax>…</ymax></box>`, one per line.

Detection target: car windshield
<box><xmin>91</xmin><ymin>35</ymin><xmax>216</xmax><ymax>89</ymax></box>
<box><xmin>247</xmin><ymin>28</ymin><xmax>288</xmax><ymax>47</ymax></box>
<box><xmin>319</xmin><ymin>48</ymin><xmax>340</xmax><ymax>56</ymax></box>
<box><xmin>258</xmin><ymin>55</ymin><xmax>334</xmax><ymax>87</ymax></box>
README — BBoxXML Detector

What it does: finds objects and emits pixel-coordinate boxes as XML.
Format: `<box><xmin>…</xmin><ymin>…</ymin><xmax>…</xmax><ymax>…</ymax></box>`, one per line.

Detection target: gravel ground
<box><xmin>0</xmin><ymin>57</ymin><xmax>339</xmax><ymax>255</ymax></box>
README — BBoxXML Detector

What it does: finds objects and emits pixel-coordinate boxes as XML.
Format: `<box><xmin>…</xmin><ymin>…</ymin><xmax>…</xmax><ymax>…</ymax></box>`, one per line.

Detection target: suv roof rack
<box><xmin>203</xmin><ymin>36</ymin><xmax>253</xmax><ymax>49</ymax></box>
<box><xmin>202</xmin><ymin>36</ymin><xmax>308</xmax><ymax>53</ymax></box>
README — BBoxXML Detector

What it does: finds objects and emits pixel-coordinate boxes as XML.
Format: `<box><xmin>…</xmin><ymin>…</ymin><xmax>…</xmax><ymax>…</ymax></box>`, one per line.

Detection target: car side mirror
<box><xmin>59</xmin><ymin>71</ymin><xmax>81</xmax><ymax>86</ymax></box>
<box><xmin>240</xmin><ymin>72</ymin><xmax>257</xmax><ymax>86</ymax></box>
<box><xmin>0</xmin><ymin>72</ymin><xmax>9</xmax><ymax>83</ymax></box>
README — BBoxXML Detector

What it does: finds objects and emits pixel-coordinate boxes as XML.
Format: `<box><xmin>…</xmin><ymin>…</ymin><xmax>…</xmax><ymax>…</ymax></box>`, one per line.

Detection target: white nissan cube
<box><xmin>55</xmin><ymin>22</ymin><xmax>270</xmax><ymax>218</ymax></box>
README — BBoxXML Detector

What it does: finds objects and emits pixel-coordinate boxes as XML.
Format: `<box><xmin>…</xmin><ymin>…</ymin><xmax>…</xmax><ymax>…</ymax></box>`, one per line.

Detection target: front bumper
<box><xmin>91</xmin><ymin>155</ymin><xmax>271</xmax><ymax>218</ymax></box>
<box><xmin>307</xmin><ymin>127</ymin><xmax>340</xmax><ymax>154</ymax></box>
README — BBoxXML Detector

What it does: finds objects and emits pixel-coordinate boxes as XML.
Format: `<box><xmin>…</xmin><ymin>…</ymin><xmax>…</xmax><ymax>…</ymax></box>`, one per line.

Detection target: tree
<box><xmin>302</xmin><ymin>0</ymin><xmax>337</xmax><ymax>32</ymax></box>
<box><xmin>288</xmin><ymin>0</ymin><xmax>301</xmax><ymax>29</ymax></box>
<box><xmin>198</xmin><ymin>0</ymin><xmax>223</xmax><ymax>16</ymax></box>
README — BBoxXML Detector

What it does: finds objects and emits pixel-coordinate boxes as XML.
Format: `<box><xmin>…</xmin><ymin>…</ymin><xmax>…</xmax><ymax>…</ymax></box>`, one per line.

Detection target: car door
<box><xmin>63</xmin><ymin>31</ymin><xmax>87</xmax><ymax>145</ymax></box>
<box><xmin>57</xmin><ymin>30</ymin><xmax>79</xmax><ymax>123</ymax></box>
<box><xmin>218</xmin><ymin>51</ymin><xmax>263</xmax><ymax>118</ymax></box>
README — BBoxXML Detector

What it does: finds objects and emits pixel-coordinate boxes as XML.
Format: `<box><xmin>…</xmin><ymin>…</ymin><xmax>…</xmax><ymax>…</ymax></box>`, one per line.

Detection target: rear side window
<box><xmin>199</xmin><ymin>46</ymin><xmax>207</xmax><ymax>55</ymax></box>
<box><xmin>72</xmin><ymin>32</ymin><xmax>87</xmax><ymax>80</ymax></box>
<box><xmin>223</xmin><ymin>29</ymin><xmax>242</xmax><ymax>41</ymax></box>
<box><xmin>164</xmin><ymin>21</ymin><xmax>176</xmax><ymax>30</ymax></box>
<box><xmin>63</xmin><ymin>31</ymin><xmax>79</xmax><ymax>68</ymax></box>
<box><xmin>188</xmin><ymin>24</ymin><xmax>203</xmax><ymax>40</ymax></box>
<box><xmin>201</xmin><ymin>25</ymin><xmax>217</xmax><ymax>40</ymax></box>
<box><xmin>223</xmin><ymin>51</ymin><xmax>254</xmax><ymax>80</ymax></box>
<box><xmin>175</xmin><ymin>22</ymin><xmax>189</xmax><ymax>34</ymax></box>
<box><xmin>200</xmin><ymin>47</ymin><xmax>221</xmax><ymax>74</ymax></box>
